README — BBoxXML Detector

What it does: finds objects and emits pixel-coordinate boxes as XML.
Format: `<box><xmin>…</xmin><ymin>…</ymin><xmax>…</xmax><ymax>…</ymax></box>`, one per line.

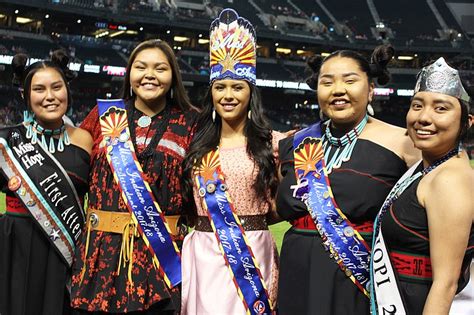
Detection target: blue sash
<box><xmin>97</xmin><ymin>99</ymin><xmax>181</xmax><ymax>288</ymax></box>
<box><xmin>0</xmin><ymin>126</ymin><xmax>85</xmax><ymax>266</ymax></box>
<box><xmin>195</xmin><ymin>149</ymin><xmax>273</xmax><ymax>315</ymax></box>
<box><xmin>292</xmin><ymin>122</ymin><xmax>371</xmax><ymax>297</ymax></box>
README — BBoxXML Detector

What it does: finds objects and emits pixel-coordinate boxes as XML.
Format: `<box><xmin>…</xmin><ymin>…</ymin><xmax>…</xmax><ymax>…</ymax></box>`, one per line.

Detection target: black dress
<box><xmin>381</xmin><ymin>170</ymin><xmax>474</xmax><ymax>314</ymax></box>
<box><xmin>0</xmin><ymin>130</ymin><xmax>90</xmax><ymax>315</ymax></box>
<box><xmin>277</xmin><ymin>136</ymin><xmax>407</xmax><ymax>315</ymax></box>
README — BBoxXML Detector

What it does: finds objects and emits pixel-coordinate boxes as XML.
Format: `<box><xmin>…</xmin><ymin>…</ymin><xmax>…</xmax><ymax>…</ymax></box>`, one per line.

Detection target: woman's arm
<box><xmin>421</xmin><ymin>168</ymin><xmax>473</xmax><ymax>314</ymax></box>
<box><xmin>399</xmin><ymin>132</ymin><xmax>421</xmax><ymax>167</ymax></box>
<box><xmin>266</xmin><ymin>199</ymin><xmax>283</xmax><ymax>225</ymax></box>
<box><xmin>67</xmin><ymin>126</ymin><xmax>94</xmax><ymax>156</ymax></box>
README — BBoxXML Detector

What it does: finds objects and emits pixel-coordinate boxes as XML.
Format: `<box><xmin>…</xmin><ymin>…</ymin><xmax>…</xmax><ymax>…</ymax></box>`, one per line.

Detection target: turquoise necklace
<box><xmin>321</xmin><ymin>114</ymin><xmax>369</xmax><ymax>173</ymax></box>
<box><xmin>24</xmin><ymin>110</ymin><xmax>71</xmax><ymax>154</ymax></box>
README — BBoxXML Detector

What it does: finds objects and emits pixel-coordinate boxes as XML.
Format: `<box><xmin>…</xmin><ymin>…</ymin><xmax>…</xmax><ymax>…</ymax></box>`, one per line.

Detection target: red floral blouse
<box><xmin>70</xmin><ymin>103</ymin><xmax>195</xmax><ymax>313</ymax></box>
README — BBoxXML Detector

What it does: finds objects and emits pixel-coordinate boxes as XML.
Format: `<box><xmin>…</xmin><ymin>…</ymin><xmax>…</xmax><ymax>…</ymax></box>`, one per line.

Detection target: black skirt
<box><xmin>276</xmin><ymin>137</ymin><xmax>407</xmax><ymax>314</ymax></box>
<box><xmin>0</xmin><ymin>214</ymin><xmax>71</xmax><ymax>315</ymax></box>
<box><xmin>0</xmin><ymin>127</ymin><xmax>89</xmax><ymax>315</ymax></box>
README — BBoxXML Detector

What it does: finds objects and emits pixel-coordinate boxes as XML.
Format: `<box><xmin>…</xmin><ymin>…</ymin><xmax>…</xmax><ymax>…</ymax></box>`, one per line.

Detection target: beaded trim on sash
<box><xmin>0</xmin><ymin>127</ymin><xmax>84</xmax><ymax>266</ymax></box>
<box><xmin>370</xmin><ymin>148</ymin><xmax>459</xmax><ymax>315</ymax></box>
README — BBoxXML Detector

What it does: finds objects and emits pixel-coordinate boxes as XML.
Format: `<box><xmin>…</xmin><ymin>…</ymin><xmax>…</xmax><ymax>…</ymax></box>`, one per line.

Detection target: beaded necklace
<box><xmin>321</xmin><ymin>113</ymin><xmax>369</xmax><ymax>173</ymax></box>
<box><xmin>24</xmin><ymin>110</ymin><xmax>71</xmax><ymax>154</ymax></box>
<box><xmin>369</xmin><ymin>147</ymin><xmax>458</xmax><ymax>313</ymax></box>
<box><xmin>373</xmin><ymin>147</ymin><xmax>459</xmax><ymax>237</ymax></box>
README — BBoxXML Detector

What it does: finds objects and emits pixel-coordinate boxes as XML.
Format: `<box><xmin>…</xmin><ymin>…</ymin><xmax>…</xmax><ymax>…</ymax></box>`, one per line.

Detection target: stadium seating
<box><xmin>322</xmin><ymin>0</ymin><xmax>373</xmax><ymax>37</ymax></box>
<box><xmin>376</xmin><ymin>0</ymin><xmax>439</xmax><ymax>40</ymax></box>
<box><xmin>0</xmin><ymin>0</ymin><xmax>471</xmax><ymax>131</ymax></box>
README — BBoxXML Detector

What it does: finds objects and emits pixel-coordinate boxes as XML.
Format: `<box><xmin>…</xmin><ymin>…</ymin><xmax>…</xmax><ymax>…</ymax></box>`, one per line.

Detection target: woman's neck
<box><xmin>134</xmin><ymin>97</ymin><xmax>166</xmax><ymax>116</ymax></box>
<box><xmin>329</xmin><ymin>114</ymin><xmax>369</xmax><ymax>137</ymax></box>
<box><xmin>220</xmin><ymin>118</ymin><xmax>246</xmax><ymax>147</ymax></box>
<box><xmin>34</xmin><ymin>118</ymin><xmax>63</xmax><ymax>131</ymax></box>
<box><xmin>422</xmin><ymin>146</ymin><xmax>457</xmax><ymax>168</ymax></box>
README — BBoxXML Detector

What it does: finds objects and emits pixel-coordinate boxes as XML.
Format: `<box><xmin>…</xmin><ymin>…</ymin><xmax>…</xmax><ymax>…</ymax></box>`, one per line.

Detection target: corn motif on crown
<box><xmin>209</xmin><ymin>8</ymin><xmax>257</xmax><ymax>85</ymax></box>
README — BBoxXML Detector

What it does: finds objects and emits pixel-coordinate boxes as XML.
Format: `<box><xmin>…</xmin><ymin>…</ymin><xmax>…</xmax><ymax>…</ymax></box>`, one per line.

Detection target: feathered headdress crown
<box><xmin>209</xmin><ymin>8</ymin><xmax>257</xmax><ymax>85</ymax></box>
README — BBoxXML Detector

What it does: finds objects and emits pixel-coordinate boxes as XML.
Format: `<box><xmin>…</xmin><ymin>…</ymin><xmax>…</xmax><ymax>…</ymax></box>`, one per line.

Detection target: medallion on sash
<box><xmin>292</xmin><ymin>122</ymin><xmax>371</xmax><ymax>297</ymax></box>
<box><xmin>195</xmin><ymin>149</ymin><xmax>273</xmax><ymax>315</ymax></box>
<box><xmin>0</xmin><ymin>126</ymin><xmax>85</xmax><ymax>266</ymax></box>
<box><xmin>97</xmin><ymin>99</ymin><xmax>181</xmax><ymax>288</ymax></box>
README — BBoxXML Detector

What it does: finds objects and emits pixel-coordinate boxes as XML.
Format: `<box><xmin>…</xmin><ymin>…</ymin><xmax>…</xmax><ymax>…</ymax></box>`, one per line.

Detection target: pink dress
<box><xmin>181</xmin><ymin>131</ymin><xmax>284</xmax><ymax>314</ymax></box>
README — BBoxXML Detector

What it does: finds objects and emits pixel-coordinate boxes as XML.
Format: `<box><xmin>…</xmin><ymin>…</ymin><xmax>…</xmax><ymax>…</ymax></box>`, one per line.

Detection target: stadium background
<box><xmin>0</xmin><ymin>0</ymin><xmax>473</xmax><ymax>249</ymax></box>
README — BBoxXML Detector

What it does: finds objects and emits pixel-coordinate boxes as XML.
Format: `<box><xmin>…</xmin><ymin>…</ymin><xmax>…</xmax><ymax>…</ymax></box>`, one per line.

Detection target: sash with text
<box><xmin>292</xmin><ymin>122</ymin><xmax>371</xmax><ymax>297</ymax></box>
<box><xmin>195</xmin><ymin>149</ymin><xmax>273</xmax><ymax>315</ymax></box>
<box><xmin>98</xmin><ymin>99</ymin><xmax>181</xmax><ymax>288</ymax></box>
<box><xmin>0</xmin><ymin>126</ymin><xmax>84</xmax><ymax>266</ymax></box>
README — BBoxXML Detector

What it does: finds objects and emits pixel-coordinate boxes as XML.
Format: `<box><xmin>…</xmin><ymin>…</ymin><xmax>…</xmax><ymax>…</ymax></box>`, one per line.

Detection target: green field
<box><xmin>0</xmin><ymin>192</ymin><xmax>4</xmax><ymax>214</ymax></box>
<box><xmin>269</xmin><ymin>221</ymin><xmax>290</xmax><ymax>252</ymax></box>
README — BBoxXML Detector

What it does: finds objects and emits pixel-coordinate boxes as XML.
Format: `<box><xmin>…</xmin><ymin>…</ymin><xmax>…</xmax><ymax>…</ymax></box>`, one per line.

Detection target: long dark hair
<box><xmin>122</xmin><ymin>39</ymin><xmax>196</xmax><ymax>111</ymax></box>
<box><xmin>306</xmin><ymin>44</ymin><xmax>394</xmax><ymax>89</ymax></box>
<box><xmin>12</xmin><ymin>50</ymin><xmax>75</xmax><ymax>110</ymax></box>
<box><xmin>459</xmin><ymin>97</ymin><xmax>472</xmax><ymax>144</ymax></box>
<box><xmin>183</xmin><ymin>83</ymin><xmax>278</xmax><ymax>221</ymax></box>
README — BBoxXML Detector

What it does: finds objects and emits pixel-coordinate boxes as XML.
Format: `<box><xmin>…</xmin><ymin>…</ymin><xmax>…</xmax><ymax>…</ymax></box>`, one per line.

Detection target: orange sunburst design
<box><xmin>294</xmin><ymin>139</ymin><xmax>324</xmax><ymax>177</ymax></box>
<box><xmin>100</xmin><ymin>107</ymin><xmax>128</xmax><ymax>139</ymax></box>
<box><xmin>195</xmin><ymin>150</ymin><xmax>222</xmax><ymax>183</ymax></box>
<box><xmin>210</xmin><ymin>25</ymin><xmax>256</xmax><ymax>69</ymax></box>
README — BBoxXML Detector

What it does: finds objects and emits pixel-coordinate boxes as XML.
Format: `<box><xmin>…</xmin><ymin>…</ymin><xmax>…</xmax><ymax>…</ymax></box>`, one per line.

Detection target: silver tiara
<box><xmin>414</xmin><ymin>57</ymin><xmax>470</xmax><ymax>104</ymax></box>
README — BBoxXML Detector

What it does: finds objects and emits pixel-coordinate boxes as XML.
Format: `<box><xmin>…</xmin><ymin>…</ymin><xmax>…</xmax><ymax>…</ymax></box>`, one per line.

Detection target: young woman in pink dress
<box><xmin>181</xmin><ymin>8</ymin><xmax>283</xmax><ymax>314</ymax></box>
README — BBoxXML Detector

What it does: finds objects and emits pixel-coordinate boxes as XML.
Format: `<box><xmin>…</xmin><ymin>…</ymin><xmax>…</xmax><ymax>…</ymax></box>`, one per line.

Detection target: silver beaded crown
<box><xmin>414</xmin><ymin>57</ymin><xmax>470</xmax><ymax>104</ymax></box>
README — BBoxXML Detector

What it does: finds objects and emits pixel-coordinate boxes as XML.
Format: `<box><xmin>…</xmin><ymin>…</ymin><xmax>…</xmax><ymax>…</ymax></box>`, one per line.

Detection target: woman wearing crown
<box><xmin>370</xmin><ymin>58</ymin><xmax>474</xmax><ymax>314</ymax></box>
<box><xmin>181</xmin><ymin>8</ymin><xmax>282</xmax><ymax>314</ymax></box>
<box><xmin>0</xmin><ymin>51</ymin><xmax>92</xmax><ymax>315</ymax></box>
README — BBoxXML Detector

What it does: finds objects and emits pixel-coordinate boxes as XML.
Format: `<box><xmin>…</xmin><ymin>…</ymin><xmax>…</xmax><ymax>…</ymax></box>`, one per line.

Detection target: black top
<box><xmin>382</xmin><ymin>167</ymin><xmax>474</xmax><ymax>314</ymax></box>
<box><xmin>278</xmin><ymin>137</ymin><xmax>407</xmax><ymax>226</ymax></box>
<box><xmin>277</xmin><ymin>136</ymin><xmax>407</xmax><ymax>315</ymax></box>
<box><xmin>0</xmin><ymin>125</ymin><xmax>89</xmax><ymax>199</ymax></box>
<box><xmin>0</xmin><ymin>125</ymin><xmax>89</xmax><ymax>315</ymax></box>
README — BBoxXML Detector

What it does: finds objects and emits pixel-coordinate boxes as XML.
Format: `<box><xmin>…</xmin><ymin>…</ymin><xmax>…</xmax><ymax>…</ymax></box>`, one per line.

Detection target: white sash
<box><xmin>371</xmin><ymin>162</ymin><xmax>421</xmax><ymax>315</ymax></box>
